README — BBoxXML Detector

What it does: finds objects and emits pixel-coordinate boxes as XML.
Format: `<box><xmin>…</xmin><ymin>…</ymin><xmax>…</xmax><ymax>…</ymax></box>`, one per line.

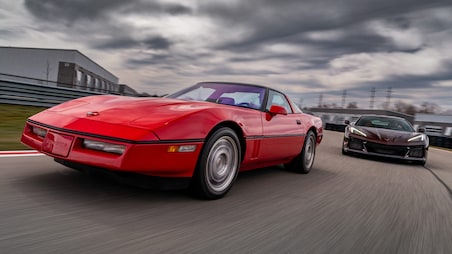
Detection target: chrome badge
<box><xmin>86</xmin><ymin>111</ymin><xmax>100</xmax><ymax>117</ymax></box>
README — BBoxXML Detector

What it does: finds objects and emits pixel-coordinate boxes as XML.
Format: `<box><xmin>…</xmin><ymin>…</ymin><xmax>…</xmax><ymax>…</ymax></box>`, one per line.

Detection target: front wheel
<box><xmin>341</xmin><ymin>145</ymin><xmax>347</xmax><ymax>155</ymax></box>
<box><xmin>191</xmin><ymin>127</ymin><xmax>241</xmax><ymax>199</ymax></box>
<box><xmin>286</xmin><ymin>131</ymin><xmax>316</xmax><ymax>174</ymax></box>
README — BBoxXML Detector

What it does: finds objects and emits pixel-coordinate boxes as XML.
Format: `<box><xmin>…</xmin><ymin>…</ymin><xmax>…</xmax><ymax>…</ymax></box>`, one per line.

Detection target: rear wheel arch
<box><xmin>300</xmin><ymin>126</ymin><xmax>318</xmax><ymax>149</ymax></box>
<box><xmin>286</xmin><ymin>129</ymin><xmax>317</xmax><ymax>174</ymax></box>
<box><xmin>307</xmin><ymin>127</ymin><xmax>318</xmax><ymax>141</ymax></box>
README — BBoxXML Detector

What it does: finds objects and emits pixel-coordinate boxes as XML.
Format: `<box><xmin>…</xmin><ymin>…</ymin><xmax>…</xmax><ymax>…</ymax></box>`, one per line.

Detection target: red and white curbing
<box><xmin>0</xmin><ymin>150</ymin><xmax>44</xmax><ymax>157</ymax></box>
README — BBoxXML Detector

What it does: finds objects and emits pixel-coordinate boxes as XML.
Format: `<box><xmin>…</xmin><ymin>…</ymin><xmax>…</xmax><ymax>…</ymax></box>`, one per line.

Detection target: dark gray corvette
<box><xmin>342</xmin><ymin>115</ymin><xmax>429</xmax><ymax>165</ymax></box>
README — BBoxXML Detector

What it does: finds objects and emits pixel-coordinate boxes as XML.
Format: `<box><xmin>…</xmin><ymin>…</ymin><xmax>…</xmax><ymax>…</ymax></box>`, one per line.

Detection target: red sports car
<box><xmin>21</xmin><ymin>82</ymin><xmax>323</xmax><ymax>199</ymax></box>
<box><xmin>342</xmin><ymin>115</ymin><xmax>428</xmax><ymax>165</ymax></box>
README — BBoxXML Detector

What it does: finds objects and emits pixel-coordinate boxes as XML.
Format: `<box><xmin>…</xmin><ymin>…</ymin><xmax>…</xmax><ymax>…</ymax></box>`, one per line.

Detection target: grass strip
<box><xmin>0</xmin><ymin>103</ymin><xmax>47</xmax><ymax>150</ymax></box>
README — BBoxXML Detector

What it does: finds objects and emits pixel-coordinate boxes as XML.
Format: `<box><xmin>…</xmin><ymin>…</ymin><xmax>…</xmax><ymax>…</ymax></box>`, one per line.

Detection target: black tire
<box><xmin>342</xmin><ymin>145</ymin><xmax>348</xmax><ymax>155</ymax></box>
<box><xmin>191</xmin><ymin>127</ymin><xmax>241</xmax><ymax>199</ymax></box>
<box><xmin>416</xmin><ymin>157</ymin><xmax>427</xmax><ymax>166</ymax></box>
<box><xmin>286</xmin><ymin>131</ymin><xmax>316</xmax><ymax>174</ymax></box>
<box><xmin>414</xmin><ymin>149</ymin><xmax>427</xmax><ymax>165</ymax></box>
<box><xmin>341</xmin><ymin>138</ymin><xmax>349</xmax><ymax>155</ymax></box>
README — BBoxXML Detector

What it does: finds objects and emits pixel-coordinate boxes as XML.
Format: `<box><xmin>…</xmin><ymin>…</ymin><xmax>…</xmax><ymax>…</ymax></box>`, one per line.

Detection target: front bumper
<box><xmin>343</xmin><ymin>136</ymin><xmax>427</xmax><ymax>162</ymax></box>
<box><xmin>21</xmin><ymin>121</ymin><xmax>203</xmax><ymax>177</ymax></box>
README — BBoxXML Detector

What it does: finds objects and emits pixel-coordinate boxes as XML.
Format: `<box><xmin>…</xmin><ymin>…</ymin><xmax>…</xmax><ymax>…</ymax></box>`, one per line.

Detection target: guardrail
<box><xmin>0</xmin><ymin>79</ymin><xmax>107</xmax><ymax>107</ymax></box>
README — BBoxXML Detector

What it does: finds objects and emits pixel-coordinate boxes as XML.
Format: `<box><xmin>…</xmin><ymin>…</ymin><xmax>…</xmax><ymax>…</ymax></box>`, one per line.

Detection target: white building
<box><xmin>0</xmin><ymin>46</ymin><xmax>119</xmax><ymax>93</ymax></box>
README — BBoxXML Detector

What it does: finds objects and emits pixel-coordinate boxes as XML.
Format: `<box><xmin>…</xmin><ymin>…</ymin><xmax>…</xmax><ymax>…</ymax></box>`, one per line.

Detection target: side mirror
<box><xmin>418</xmin><ymin>127</ymin><xmax>426</xmax><ymax>133</ymax></box>
<box><xmin>268</xmin><ymin>105</ymin><xmax>288</xmax><ymax>115</ymax></box>
<box><xmin>344</xmin><ymin>120</ymin><xmax>350</xmax><ymax>125</ymax></box>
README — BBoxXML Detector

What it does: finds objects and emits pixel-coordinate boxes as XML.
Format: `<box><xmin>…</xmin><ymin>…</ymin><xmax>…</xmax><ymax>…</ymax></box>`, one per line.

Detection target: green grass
<box><xmin>0</xmin><ymin>103</ymin><xmax>48</xmax><ymax>150</ymax></box>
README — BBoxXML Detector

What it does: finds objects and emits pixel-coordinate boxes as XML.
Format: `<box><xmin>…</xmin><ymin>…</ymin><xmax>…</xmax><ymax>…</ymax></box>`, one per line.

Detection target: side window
<box><xmin>266</xmin><ymin>90</ymin><xmax>293</xmax><ymax>114</ymax></box>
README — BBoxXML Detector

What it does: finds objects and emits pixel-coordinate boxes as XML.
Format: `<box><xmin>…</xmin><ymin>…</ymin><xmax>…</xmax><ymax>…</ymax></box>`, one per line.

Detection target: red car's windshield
<box><xmin>167</xmin><ymin>82</ymin><xmax>266</xmax><ymax>110</ymax></box>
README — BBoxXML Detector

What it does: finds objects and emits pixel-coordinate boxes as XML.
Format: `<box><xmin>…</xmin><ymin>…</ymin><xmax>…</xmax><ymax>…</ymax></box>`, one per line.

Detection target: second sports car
<box><xmin>21</xmin><ymin>82</ymin><xmax>323</xmax><ymax>199</ymax></box>
<box><xmin>342</xmin><ymin>115</ymin><xmax>428</xmax><ymax>165</ymax></box>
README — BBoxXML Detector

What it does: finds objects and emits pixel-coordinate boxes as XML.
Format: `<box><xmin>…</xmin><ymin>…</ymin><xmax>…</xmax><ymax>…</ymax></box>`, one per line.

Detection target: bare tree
<box><xmin>346</xmin><ymin>102</ymin><xmax>358</xmax><ymax>109</ymax></box>
<box><xmin>419</xmin><ymin>102</ymin><xmax>440</xmax><ymax>114</ymax></box>
<box><xmin>392</xmin><ymin>100</ymin><xmax>417</xmax><ymax>115</ymax></box>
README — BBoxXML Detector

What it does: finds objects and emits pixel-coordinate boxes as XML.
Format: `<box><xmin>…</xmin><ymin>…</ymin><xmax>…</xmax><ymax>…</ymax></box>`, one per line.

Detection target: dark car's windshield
<box><xmin>355</xmin><ymin>116</ymin><xmax>414</xmax><ymax>132</ymax></box>
<box><xmin>167</xmin><ymin>82</ymin><xmax>266</xmax><ymax>110</ymax></box>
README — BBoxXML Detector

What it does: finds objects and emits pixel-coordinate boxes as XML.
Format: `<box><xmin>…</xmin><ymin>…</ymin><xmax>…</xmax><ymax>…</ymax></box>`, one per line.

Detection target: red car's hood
<box><xmin>29</xmin><ymin>95</ymin><xmax>213</xmax><ymax>140</ymax></box>
<box><xmin>49</xmin><ymin>95</ymin><xmax>211</xmax><ymax>124</ymax></box>
<box><xmin>357</xmin><ymin>126</ymin><xmax>422</xmax><ymax>144</ymax></box>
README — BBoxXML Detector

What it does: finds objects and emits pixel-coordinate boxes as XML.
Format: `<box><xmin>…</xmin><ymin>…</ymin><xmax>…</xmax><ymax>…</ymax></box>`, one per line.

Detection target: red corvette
<box><xmin>21</xmin><ymin>82</ymin><xmax>323</xmax><ymax>199</ymax></box>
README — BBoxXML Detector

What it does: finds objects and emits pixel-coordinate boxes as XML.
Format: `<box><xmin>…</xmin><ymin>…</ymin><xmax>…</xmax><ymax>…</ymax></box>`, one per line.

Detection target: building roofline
<box><xmin>0</xmin><ymin>46</ymin><xmax>118</xmax><ymax>79</ymax></box>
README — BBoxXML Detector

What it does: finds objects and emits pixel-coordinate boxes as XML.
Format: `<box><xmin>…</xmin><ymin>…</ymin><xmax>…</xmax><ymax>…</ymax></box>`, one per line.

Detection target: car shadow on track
<box><xmin>341</xmin><ymin>152</ymin><xmax>425</xmax><ymax>167</ymax></box>
<box><xmin>15</xmin><ymin>163</ymin><xmax>336</xmax><ymax>203</ymax></box>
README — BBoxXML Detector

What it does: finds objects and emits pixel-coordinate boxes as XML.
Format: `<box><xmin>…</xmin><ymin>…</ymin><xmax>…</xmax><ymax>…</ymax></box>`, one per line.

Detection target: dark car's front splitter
<box><xmin>343</xmin><ymin>147</ymin><xmax>426</xmax><ymax>162</ymax></box>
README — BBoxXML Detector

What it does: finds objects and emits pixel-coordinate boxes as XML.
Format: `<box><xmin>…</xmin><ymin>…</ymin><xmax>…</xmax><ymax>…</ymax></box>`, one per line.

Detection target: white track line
<box><xmin>0</xmin><ymin>150</ymin><xmax>44</xmax><ymax>158</ymax></box>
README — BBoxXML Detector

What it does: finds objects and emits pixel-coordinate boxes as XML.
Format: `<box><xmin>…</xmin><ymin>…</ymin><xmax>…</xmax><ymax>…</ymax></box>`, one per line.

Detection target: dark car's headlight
<box><xmin>408</xmin><ymin>134</ymin><xmax>425</xmax><ymax>142</ymax></box>
<box><xmin>350</xmin><ymin>127</ymin><xmax>367</xmax><ymax>137</ymax></box>
<box><xmin>83</xmin><ymin>139</ymin><xmax>126</xmax><ymax>154</ymax></box>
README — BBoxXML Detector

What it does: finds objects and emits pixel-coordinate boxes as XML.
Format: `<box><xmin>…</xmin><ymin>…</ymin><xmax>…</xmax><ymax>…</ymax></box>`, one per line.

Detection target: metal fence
<box><xmin>0</xmin><ymin>78</ymin><xmax>108</xmax><ymax>107</ymax></box>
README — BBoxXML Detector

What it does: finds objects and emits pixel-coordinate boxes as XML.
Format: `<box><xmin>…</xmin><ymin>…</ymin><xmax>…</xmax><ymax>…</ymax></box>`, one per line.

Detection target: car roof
<box><xmin>197</xmin><ymin>81</ymin><xmax>267</xmax><ymax>89</ymax></box>
<box><xmin>197</xmin><ymin>81</ymin><xmax>288</xmax><ymax>96</ymax></box>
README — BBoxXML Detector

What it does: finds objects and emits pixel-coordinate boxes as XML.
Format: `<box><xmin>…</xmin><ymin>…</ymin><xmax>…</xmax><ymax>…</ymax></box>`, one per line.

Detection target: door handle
<box><xmin>296</xmin><ymin>120</ymin><xmax>301</xmax><ymax>125</ymax></box>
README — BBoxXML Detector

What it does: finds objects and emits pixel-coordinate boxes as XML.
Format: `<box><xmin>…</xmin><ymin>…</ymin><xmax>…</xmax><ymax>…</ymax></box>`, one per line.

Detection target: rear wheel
<box><xmin>286</xmin><ymin>131</ymin><xmax>316</xmax><ymax>174</ymax></box>
<box><xmin>191</xmin><ymin>127</ymin><xmax>241</xmax><ymax>199</ymax></box>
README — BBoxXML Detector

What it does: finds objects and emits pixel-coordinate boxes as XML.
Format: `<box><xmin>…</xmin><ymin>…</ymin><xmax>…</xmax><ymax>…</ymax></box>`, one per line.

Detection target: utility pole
<box><xmin>369</xmin><ymin>87</ymin><xmax>375</xmax><ymax>109</ymax></box>
<box><xmin>384</xmin><ymin>87</ymin><xmax>392</xmax><ymax>110</ymax></box>
<box><xmin>342</xmin><ymin>89</ymin><xmax>347</xmax><ymax>108</ymax></box>
<box><xmin>298</xmin><ymin>98</ymin><xmax>303</xmax><ymax>109</ymax></box>
<box><xmin>318</xmin><ymin>93</ymin><xmax>323</xmax><ymax>108</ymax></box>
<box><xmin>45</xmin><ymin>59</ymin><xmax>51</xmax><ymax>86</ymax></box>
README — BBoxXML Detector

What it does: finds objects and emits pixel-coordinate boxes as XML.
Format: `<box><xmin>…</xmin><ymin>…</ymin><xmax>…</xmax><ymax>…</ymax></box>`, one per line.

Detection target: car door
<box><xmin>260</xmin><ymin>90</ymin><xmax>305</xmax><ymax>162</ymax></box>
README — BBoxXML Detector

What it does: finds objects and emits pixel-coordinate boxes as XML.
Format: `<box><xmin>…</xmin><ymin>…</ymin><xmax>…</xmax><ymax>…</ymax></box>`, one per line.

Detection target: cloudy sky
<box><xmin>1</xmin><ymin>0</ymin><xmax>452</xmax><ymax>111</ymax></box>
